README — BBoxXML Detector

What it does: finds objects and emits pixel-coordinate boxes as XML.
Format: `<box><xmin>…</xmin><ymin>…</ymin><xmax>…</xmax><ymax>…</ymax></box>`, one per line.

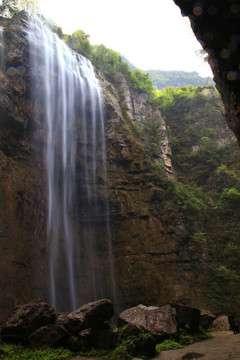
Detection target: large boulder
<box><xmin>118</xmin><ymin>304</ymin><xmax>177</xmax><ymax>338</ymax></box>
<box><xmin>200</xmin><ymin>310</ymin><xmax>216</xmax><ymax>330</ymax></box>
<box><xmin>171</xmin><ymin>303</ymin><xmax>200</xmax><ymax>332</ymax></box>
<box><xmin>56</xmin><ymin>299</ymin><xmax>114</xmax><ymax>334</ymax></box>
<box><xmin>89</xmin><ymin>323</ymin><xmax>118</xmax><ymax>349</ymax></box>
<box><xmin>28</xmin><ymin>324</ymin><xmax>69</xmax><ymax>347</ymax></box>
<box><xmin>1</xmin><ymin>300</ymin><xmax>56</xmax><ymax>342</ymax></box>
<box><xmin>117</xmin><ymin>323</ymin><xmax>156</xmax><ymax>358</ymax></box>
<box><xmin>211</xmin><ymin>315</ymin><xmax>230</xmax><ymax>331</ymax></box>
<box><xmin>65</xmin><ymin>330</ymin><xmax>90</xmax><ymax>352</ymax></box>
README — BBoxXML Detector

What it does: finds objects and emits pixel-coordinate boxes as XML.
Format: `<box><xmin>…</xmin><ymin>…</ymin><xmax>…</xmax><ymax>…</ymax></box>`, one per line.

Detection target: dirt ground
<box><xmin>70</xmin><ymin>331</ymin><xmax>240</xmax><ymax>360</ymax></box>
<box><xmin>153</xmin><ymin>331</ymin><xmax>240</xmax><ymax>360</ymax></box>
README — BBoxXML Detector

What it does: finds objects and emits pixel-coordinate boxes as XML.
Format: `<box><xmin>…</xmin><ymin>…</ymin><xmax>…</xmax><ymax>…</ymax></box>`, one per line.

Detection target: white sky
<box><xmin>38</xmin><ymin>0</ymin><xmax>213</xmax><ymax>77</ymax></box>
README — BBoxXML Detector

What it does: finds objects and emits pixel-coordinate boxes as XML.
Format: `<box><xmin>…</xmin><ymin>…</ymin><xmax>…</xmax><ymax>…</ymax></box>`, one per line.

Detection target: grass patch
<box><xmin>0</xmin><ymin>343</ymin><xmax>74</xmax><ymax>360</ymax></box>
<box><xmin>156</xmin><ymin>339</ymin><xmax>183</xmax><ymax>352</ymax></box>
<box><xmin>156</xmin><ymin>328</ymin><xmax>212</xmax><ymax>353</ymax></box>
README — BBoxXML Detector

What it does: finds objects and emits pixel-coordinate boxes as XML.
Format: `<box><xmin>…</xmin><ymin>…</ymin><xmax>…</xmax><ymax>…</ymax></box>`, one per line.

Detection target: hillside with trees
<box><xmin>121</xmin><ymin>56</ymin><xmax>214</xmax><ymax>89</ymax></box>
<box><xmin>157</xmin><ymin>85</ymin><xmax>240</xmax><ymax>313</ymax></box>
<box><xmin>149</xmin><ymin>70</ymin><xmax>214</xmax><ymax>89</ymax></box>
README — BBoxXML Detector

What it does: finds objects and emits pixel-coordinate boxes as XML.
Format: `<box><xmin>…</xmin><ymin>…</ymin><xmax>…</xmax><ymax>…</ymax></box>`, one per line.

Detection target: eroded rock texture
<box><xmin>173</xmin><ymin>0</ymin><xmax>240</xmax><ymax>142</ymax></box>
<box><xmin>102</xmin><ymin>77</ymin><xmax>191</xmax><ymax>309</ymax></box>
<box><xmin>0</xmin><ymin>12</ymin><xmax>49</xmax><ymax>321</ymax></box>
<box><xmin>0</xmin><ymin>12</ymin><xmax>194</xmax><ymax>322</ymax></box>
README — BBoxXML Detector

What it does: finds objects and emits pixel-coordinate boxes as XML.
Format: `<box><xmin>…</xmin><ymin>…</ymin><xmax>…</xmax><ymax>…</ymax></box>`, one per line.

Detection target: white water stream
<box><xmin>28</xmin><ymin>18</ymin><xmax>116</xmax><ymax>311</ymax></box>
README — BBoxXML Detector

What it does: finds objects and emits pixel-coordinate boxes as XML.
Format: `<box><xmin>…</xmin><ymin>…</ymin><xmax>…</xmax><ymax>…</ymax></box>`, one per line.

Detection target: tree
<box><xmin>91</xmin><ymin>44</ymin><xmax>131</xmax><ymax>81</ymax></box>
<box><xmin>64</xmin><ymin>30</ymin><xmax>91</xmax><ymax>58</ymax></box>
<box><xmin>0</xmin><ymin>0</ymin><xmax>18</xmax><ymax>16</ymax></box>
<box><xmin>0</xmin><ymin>0</ymin><xmax>38</xmax><ymax>17</ymax></box>
<box><xmin>130</xmin><ymin>69</ymin><xmax>154</xmax><ymax>94</ymax></box>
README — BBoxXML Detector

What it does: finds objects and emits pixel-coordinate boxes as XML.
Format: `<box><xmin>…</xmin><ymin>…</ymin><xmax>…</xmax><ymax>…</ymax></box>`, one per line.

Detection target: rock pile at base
<box><xmin>1</xmin><ymin>299</ymin><xmax>115</xmax><ymax>351</ymax></box>
<box><xmin>0</xmin><ymin>299</ymin><xmax>222</xmax><ymax>357</ymax></box>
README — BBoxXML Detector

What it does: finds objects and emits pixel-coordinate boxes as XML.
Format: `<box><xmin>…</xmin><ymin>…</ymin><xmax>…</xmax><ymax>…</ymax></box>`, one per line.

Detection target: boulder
<box><xmin>65</xmin><ymin>330</ymin><xmax>90</xmax><ymax>352</ymax></box>
<box><xmin>200</xmin><ymin>310</ymin><xmax>216</xmax><ymax>330</ymax></box>
<box><xmin>89</xmin><ymin>323</ymin><xmax>118</xmax><ymax>349</ymax></box>
<box><xmin>56</xmin><ymin>299</ymin><xmax>114</xmax><ymax>334</ymax></box>
<box><xmin>117</xmin><ymin>323</ymin><xmax>156</xmax><ymax>358</ymax></box>
<box><xmin>171</xmin><ymin>303</ymin><xmax>200</xmax><ymax>332</ymax></box>
<box><xmin>1</xmin><ymin>300</ymin><xmax>56</xmax><ymax>342</ymax></box>
<box><xmin>210</xmin><ymin>315</ymin><xmax>230</xmax><ymax>331</ymax></box>
<box><xmin>118</xmin><ymin>304</ymin><xmax>177</xmax><ymax>338</ymax></box>
<box><xmin>28</xmin><ymin>324</ymin><xmax>69</xmax><ymax>347</ymax></box>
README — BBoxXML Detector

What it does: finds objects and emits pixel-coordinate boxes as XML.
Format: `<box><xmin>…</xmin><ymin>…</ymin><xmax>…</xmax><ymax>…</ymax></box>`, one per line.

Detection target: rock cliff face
<box><xmin>0</xmin><ymin>12</ymin><xmax>50</xmax><ymax>321</ymax></box>
<box><xmin>173</xmin><ymin>0</ymin><xmax>240</xmax><ymax>142</ymax></box>
<box><xmin>0</xmin><ymin>12</ymin><xmax>194</xmax><ymax>322</ymax></box>
<box><xmin>101</xmin><ymin>77</ymin><xmax>192</xmax><ymax>310</ymax></box>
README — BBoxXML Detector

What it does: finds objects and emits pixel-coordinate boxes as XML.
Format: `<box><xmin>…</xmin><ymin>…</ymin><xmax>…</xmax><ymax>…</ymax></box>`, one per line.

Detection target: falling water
<box><xmin>28</xmin><ymin>18</ymin><xmax>116</xmax><ymax>311</ymax></box>
<box><xmin>0</xmin><ymin>27</ymin><xmax>4</xmax><ymax>65</ymax></box>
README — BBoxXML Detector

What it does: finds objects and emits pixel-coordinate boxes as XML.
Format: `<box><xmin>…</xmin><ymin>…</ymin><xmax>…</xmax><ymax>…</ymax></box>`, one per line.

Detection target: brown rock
<box><xmin>1</xmin><ymin>300</ymin><xmax>56</xmax><ymax>342</ymax></box>
<box><xmin>28</xmin><ymin>324</ymin><xmax>69</xmax><ymax>347</ymax></box>
<box><xmin>117</xmin><ymin>323</ymin><xmax>156</xmax><ymax>358</ymax></box>
<box><xmin>57</xmin><ymin>299</ymin><xmax>114</xmax><ymax>334</ymax></box>
<box><xmin>200</xmin><ymin>310</ymin><xmax>216</xmax><ymax>330</ymax></box>
<box><xmin>65</xmin><ymin>330</ymin><xmax>90</xmax><ymax>352</ymax></box>
<box><xmin>89</xmin><ymin>323</ymin><xmax>118</xmax><ymax>349</ymax></box>
<box><xmin>171</xmin><ymin>303</ymin><xmax>201</xmax><ymax>333</ymax></box>
<box><xmin>118</xmin><ymin>304</ymin><xmax>177</xmax><ymax>338</ymax></box>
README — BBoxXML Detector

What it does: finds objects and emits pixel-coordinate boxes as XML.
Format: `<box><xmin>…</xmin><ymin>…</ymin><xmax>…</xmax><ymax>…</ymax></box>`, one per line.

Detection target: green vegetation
<box><xmin>0</xmin><ymin>343</ymin><xmax>73</xmax><ymax>360</ymax></box>
<box><xmin>64</xmin><ymin>30</ymin><xmax>92</xmax><ymax>58</ymax></box>
<box><xmin>91</xmin><ymin>44</ymin><xmax>131</xmax><ymax>81</ymax></box>
<box><xmin>107</xmin><ymin>325</ymin><xmax>153</xmax><ymax>360</ymax></box>
<box><xmin>156</xmin><ymin>328</ymin><xmax>211</xmax><ymax>352</ymax></box>
<box><xmin>91</xmin><ymin>44</ymin><xmax>155</xmax><ymax>96</ymax></box>
<box><xmin>156</xmin><ymin>339</ymin><xmax>183</xmax><ymax>351</ymax></box>
<box><xmin>157</xmin><ymin>85</ymin><xmax>240</xmax><ymax>313</ymax></box>
<box><xmin>121</xmin><ymin>57</ymin><xmax>214</xmax><ymax>90</ymax></box>
<box><xmin>148</xmin><ymin>70</ymin><xmax>214</xmax><ymax>90</ymax></box>
<box><xmin>0</xmin><ymin>0</ymin><xmax>38</xmax><ymax>16</ymax></box>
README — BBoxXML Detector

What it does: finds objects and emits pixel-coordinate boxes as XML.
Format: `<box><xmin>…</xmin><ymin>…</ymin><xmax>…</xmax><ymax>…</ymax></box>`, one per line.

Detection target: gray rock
<box><xmin>118</xmin><ymin>304</ymin><xmax>177</xmax><ymax>338</ymax></box>
<box><xmin>211</xmin><ymin>315</ymin><xmax>230</xmax><ymax>331</ymax></box>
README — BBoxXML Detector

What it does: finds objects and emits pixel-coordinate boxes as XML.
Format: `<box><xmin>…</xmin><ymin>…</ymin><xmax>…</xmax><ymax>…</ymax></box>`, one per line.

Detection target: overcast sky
<box><xmin>38</xmin><ymin>0</ymin><xmax>213</xmax><ymax>77</ymax></box>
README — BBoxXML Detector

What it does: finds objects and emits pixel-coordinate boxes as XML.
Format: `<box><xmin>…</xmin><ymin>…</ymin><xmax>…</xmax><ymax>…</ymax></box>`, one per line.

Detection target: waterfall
<box><xmin>28</xmin><ymin>18</ymin><xmax>116</xmax><ymax>311</ymax></box>
<box><xmin>0</xmin><ymin>27</ymin><xmax>4</xmax><ymax>65</ymax></box>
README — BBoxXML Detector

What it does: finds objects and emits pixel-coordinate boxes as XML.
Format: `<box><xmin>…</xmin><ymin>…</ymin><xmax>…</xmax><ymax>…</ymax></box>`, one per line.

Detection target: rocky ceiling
<box><xmin>172</xmin><ymin>0</ymin><xmax>240</xmax><ymax>142</ymax></box>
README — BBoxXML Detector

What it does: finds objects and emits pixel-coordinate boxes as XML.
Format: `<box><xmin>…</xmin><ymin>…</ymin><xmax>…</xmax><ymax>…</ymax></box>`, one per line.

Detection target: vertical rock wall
<box><xmin>0</xmin><ymin>12</ymin><xmax>49</xmax><ymax>322</ymax></box>
<box><xmin>101</xmin><ymin>76</ymin><xmax>192</xmax><ymax>310</ymax></box>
